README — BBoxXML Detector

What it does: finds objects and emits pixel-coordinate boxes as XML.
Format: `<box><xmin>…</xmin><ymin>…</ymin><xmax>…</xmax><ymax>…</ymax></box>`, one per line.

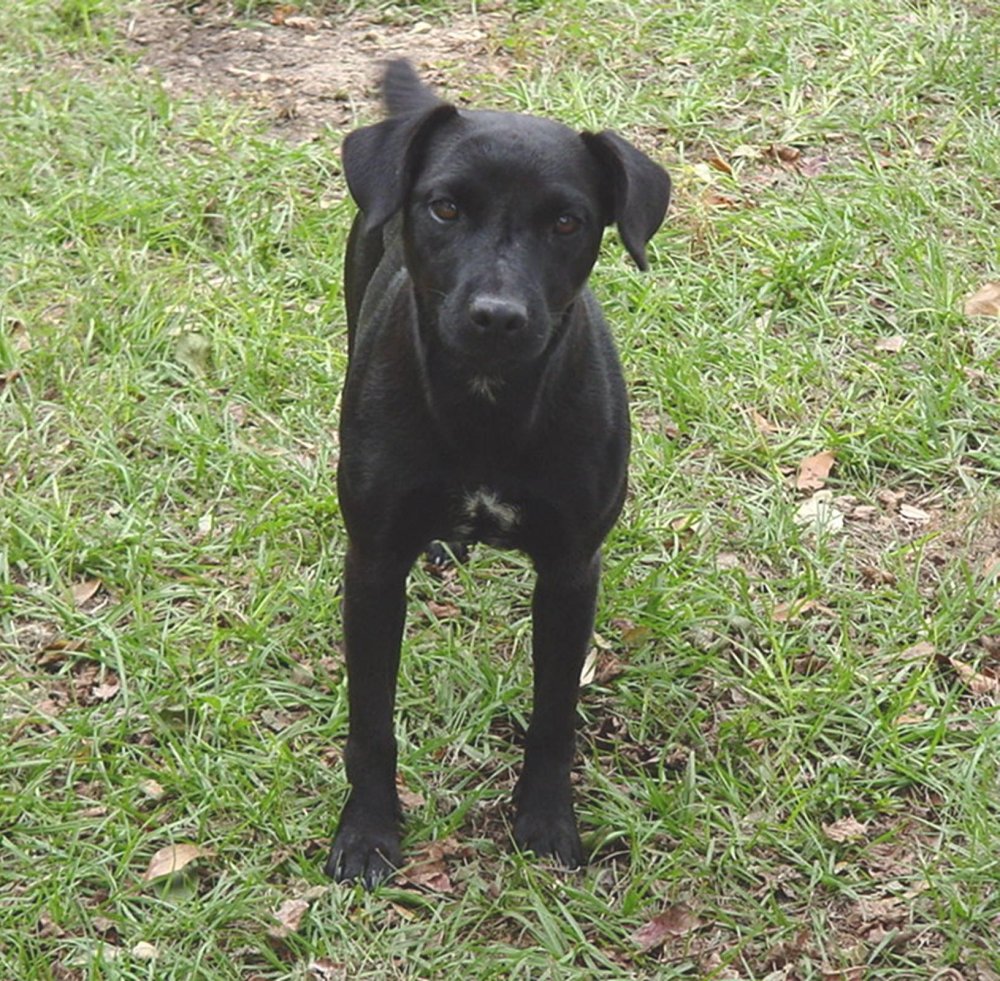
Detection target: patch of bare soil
<box><xmin>122</xmin><ymin>1</ymin><xmax>515</xmax><ymax>140</ymax></box>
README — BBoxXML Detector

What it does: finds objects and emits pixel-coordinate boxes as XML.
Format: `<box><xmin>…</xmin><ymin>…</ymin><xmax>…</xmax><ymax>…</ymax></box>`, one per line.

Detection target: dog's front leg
<box><xmin>513</xmin><ymin>553</ymin><xmax>600</xmax><ymax>869</ymax></box>
<box><xmin>326</xmin><ymin>544</ymin><xmax>410</xmax><ymax>887</ymax></box>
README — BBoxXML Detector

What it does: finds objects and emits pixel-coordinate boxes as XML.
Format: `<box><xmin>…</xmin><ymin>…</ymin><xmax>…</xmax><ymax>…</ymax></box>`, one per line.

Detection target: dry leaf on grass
<box><xmin>139</xmin><ymin>779</ymin><xmax>165</xmax><ymax>800</ymax></box>
<box><xmin>396</xmin><ymin>776</ymin><xmax>425</xmax><ymax>810</ymax></box>
<box><xmin>268</xmin><ymin>898</ymin><xmax>310</xmax><ymax>939</ymax></box>
<box><xmin>900</xmin><ymin>641</ymin><xmax>936</xmax><ymax>661</ymax></box>
<box><xmin>963</xmin><ymin>282</ymin><xmax>1000</xmax><ymax>318</ymax></box>
<box><xmin>874</xmin><ymin>335</ymin><xmax>906</xmax><ymax>353</ymax></box>
<box><xmin>795</xmin><ymin>450</ymin><xmax>835</xmax><ymax>491</ymax></box>
<box><xmin>426</xmin><ymin>600</ymin><xmax>460</xmax><ymax>619</ymax></box>
<box><xmin>580</xmin><ymin>647</ymin><xmax>625</xmax><ymax>687</ymax></box>
<box><xmin>579</xmin><ymin>648</ymin><xmax>599</xmax><ymax>686</ymax></box>
<box><xmin>631</xmin><ymin>904</ymin><xmax>702</xmax><ymax>951</ymax></box>
<box><xmin>899</xmin><ymin>503</ymin><xmax>930</xmax><ymax>523</ymax></box>
<box><xmin>9</xmin><ymin>320</ymin><xmax>31</xmax><ymax>352</ymax></box>
<box><xmin>142</xmin><ymin>843</ymin><xmax>208</xmax><ymax>882</ymax></box>
<box><xmin>401</xmin><ymin>838</ymin><xmax>472</xmax><ymax>894</ymax></box>
<box><xmin>91</xmin><ymin>680</ymin><xmax>121</xmax><ymax>701</ymax></box>
<box><xmin>947</xmin><ymin>657</ymin><xmax>1000</xmax><ymax>696</ymax></box>
<box><xmin>131</xmin><ymin>942</ymin><xmax>158</xmax><ymax>960</ymax></box>
<box><xmin>766</xmin><ymin>144</ymin><xmax>801</xmax><ymax>163</ymax></box>
<box><xmin>708</xmin><ymin>155</ymin><xmax>733</xmax><ymax>176</ymax></box>
<box><xmin>772</xmin><ymin>598</ymin><xmax>835</xmax><ymax>622</ymax></box>
<box><xmin>309</xmin><ymin>959</ymin><xmax>347</xmax><ymax>980</ymax></box>
<box><xmin>822</xmin><ymin>816</ymin><xmax>868</xmax><ymax>843</ymax></box>
<box><xmin>71</xmin><ymin>579</ymin><xmax>102</xmax><ymax>606</ymax></box>
<box><xmin>748</xmin><ymin>407</ymin><xmax>779</xmax><ymax>434</ymax></box>
<box><xmin>794</xmin><ymin>490</ymin><xmax>844</xmax><ymax>534</ymax></box>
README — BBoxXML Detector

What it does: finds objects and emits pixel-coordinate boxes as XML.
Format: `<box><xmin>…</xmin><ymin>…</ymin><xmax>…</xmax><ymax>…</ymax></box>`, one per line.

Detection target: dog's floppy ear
<box><xmin>581</xmin><ymin>130</ymin><xmax>671</xmax><ymax>270</ymax></box>
<box><xmin>342</xmin><ymin>62</ymin><xmax>457</xmax><ymax>233</ymax></box>
<box><xmin>342</xmin><ymin>103</ymin><xmax>457</xmax><ymax>232</ymax></box>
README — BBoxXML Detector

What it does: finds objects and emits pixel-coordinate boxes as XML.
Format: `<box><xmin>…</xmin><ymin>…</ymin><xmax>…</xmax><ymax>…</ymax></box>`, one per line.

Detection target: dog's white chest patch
<box><xmin>460</xmin><ymin>487</ymin><xmax>520</xmax><ymax>539</ymax></box>
<box><xmin>469</xmin><ymin>376</ymin><xmax>503</xmax><ymax>402</ymax></box>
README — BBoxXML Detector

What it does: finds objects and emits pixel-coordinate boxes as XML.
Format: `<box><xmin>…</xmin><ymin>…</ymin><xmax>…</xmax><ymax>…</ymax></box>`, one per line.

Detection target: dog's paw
<box><xmin>512</xmin><ymin>807</ymin><xmax>585</xmax><ymax>870</ymax></box>
<box><xmin>325</xmin><ymin>823</ymin><xmax>402</xmax><ymax>889</ymax></box>
<box><xmin>425</xmin><ymin>540</ymin><xmax>470</xmax><ymax>569</ymax></box>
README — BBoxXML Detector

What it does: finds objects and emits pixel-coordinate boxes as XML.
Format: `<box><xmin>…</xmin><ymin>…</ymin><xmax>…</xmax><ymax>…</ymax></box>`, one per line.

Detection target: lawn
<box><xmin>1</xmin><ymin>0</ymin><xmax>999</xmax><ymax>977</ymax></box>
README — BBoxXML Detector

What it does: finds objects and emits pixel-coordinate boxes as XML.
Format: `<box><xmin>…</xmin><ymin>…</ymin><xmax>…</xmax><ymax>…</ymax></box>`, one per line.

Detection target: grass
<box><xmin>1</xmin><ymin>0</ymin><xmax>999</xmax><ymax>976</ymax></box>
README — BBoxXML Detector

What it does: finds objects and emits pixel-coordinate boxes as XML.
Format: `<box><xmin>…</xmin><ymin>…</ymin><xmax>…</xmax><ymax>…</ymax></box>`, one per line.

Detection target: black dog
<box><xmin>327</xmin><ymin>60</ymin><xmax>670</xmax><ymax>887</ymax></box>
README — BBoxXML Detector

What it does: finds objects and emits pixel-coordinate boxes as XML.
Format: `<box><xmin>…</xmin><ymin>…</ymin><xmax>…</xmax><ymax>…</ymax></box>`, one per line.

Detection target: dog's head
<box><xmin>342</xmin><ymin>60</ymin><xmax>670</xmax><ymax>370</ymax></box>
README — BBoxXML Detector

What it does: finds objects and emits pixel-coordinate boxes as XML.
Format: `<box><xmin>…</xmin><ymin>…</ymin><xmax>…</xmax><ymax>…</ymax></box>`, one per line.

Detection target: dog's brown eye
<box><xmin>429</xmin><ymin>200</ymin><xmax>459</xmax><ymax>223</ymax></box>
<box><xmin>553</xmin><ymin>214</ymin><xmax>582</xmax><ymax>236</ymax></box>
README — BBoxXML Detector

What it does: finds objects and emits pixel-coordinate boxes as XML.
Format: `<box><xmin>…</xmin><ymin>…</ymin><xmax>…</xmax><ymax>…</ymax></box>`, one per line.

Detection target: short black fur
<box><xmin>327</xmin><ymin>60</ymin><xmax>670</xmax><ymax>888</ymax></box>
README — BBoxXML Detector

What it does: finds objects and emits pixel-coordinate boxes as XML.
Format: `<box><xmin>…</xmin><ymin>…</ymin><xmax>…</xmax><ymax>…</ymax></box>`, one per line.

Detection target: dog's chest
<box><xmin>453</xmin><ymin>487</ymin><xmax>521</xmax><ymax>546</ymax></box>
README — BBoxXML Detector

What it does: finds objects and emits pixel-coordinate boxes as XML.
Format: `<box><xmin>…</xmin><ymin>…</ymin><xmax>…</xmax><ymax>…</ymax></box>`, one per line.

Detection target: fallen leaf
<box><xmin>404</xmin><ymin>855</ymin><xmax>453</xmax><ymax>893</ymax></box>
<box><xmin>92</xmin><ymin>680</ymin><xmax>120</xmax><ymax>701</ymax></box>
<box><xmin>963</xmin><ymin>282</ymin><xmax>1000</xmax><ymax>318</ymax></box>
<box><xmin>389</xmin><ymin>901</ymin><xmax>417</xmax><ymax>922</ymax></box>
<box><xmin>270</xmin><ymin>3</ymin><xmax>297</xmax><ymax>25</ymax></box>
<box><xmin>874</xmin><ymin>335</ymin><xmax>906</xmax><ymax>353</ymax></box>
<box><xmin>859</xmin><ymin>564</ymin><xmax>896</xmax><ymax>586</ymax></box>
<box><xmin>767</xmin><ymin>144</ymin><xmax>801</xmax><ymax>163</ymax></box>
<box><xmin>797</xmin><ymin>154</ymin><xmax>830</xmax><ymax>178</ymax></box>
<box><xmin>141</xmin><ymin>843</ymin><xmax>207</xmax><ymax>882</ymax></box>
<box><xmin>948</xmin><ymin>657</ymin><xmax>1000</xmax><ymax>695</ymax></box>
<box><xmin>396</xmin><ymin>776</ymin><xmax>425</xmax><ymax>809</ymax></box>
<box><xmin>749</xmin><ymin>407</ymin><xmax>779</xmax><ymax>434</ymax></box>
<box><xmin>703</xmin><ymin>191</ymin><xmax>742</xmax><ymax>209</ymax></box>
<box><xmin>300</xmin><ymin>884</ymin><xmax>329</xmax><ymax>902</ymax></box>
<box><xmin>692</xmin><ymin>161</ymin><xmax>716</xmax><ymax>184</ymax></box>
<box><xmin>71</xmin><ymin>579</ymin><xmax>102</xmax><ymax>606</ymax></box>
<box><xmin>876</xmin><ymin>488</ymin><xmax>906</xmax><ymax>511</ymax></box>
<box><xmin>822</xmin><ymin>816</ymin><xmax>868</xmax><ymax>843</ymax></box>
<box><xmin>309</xmin><ymin>959</ymin><xmax>346</xmax><ymax>979</ymax></box>
<box><xmin>796</xmin><ymin>450</ymin><xmax>836</xmax><ymax>491</ymax></box>
<box><xmin>631</xmin><ymin>905</ymin><xmax>702</xmax><ymax>951</ymax></box>
<box><xmin>426</xmin><ymin>600</ymin><xmax>460</xmax><ymax>619</ymax></box>
<box><xmin>139</xmin><ymin>779</ymin><xmax>165</xmax><ymax>800</ymax></box>
<box><xmin>9</xmin><ymin>320</ymin><xmax>31</xmax><ymax>352</ymax></box>
<box><xmin>268</xmin><ymin>898</ymin><xmax>309</xmax><ymax>939</ymax></box>
<box><xmin>593</xmin><ymin>651</ymin><xmax>625</xmax><ymax>684</ymax></box>
<box><xmin>899</xmin><ymin>503</ymin><xmax>930</xmax><ymax>522</ymax></box>
<box><xmin>283</xmin><ymin>15</ymin><xmax>322</xmax><ymax>31</ymax></box>
<box><xmin>708</xmin><ymin>155</ymin><xmax>733</xmax><ymax>176</ymax></box>
<box><xmin>794</xmin><ymin>490</ymin><xmax>844</xmax><ymax>534</ymax></box>
<box><xmin>899</xmin><ymin>641</ymin><xmax>936</xmax><ymax>661</ymax></box>
<box><xmin>772</xmin><ymin>598</ymin><xmax>835</xmax><ymax>622</ymax></box>
<box><xmin>581</xmin><ymin>647</ymin><xmax>625</xmax><ymax>686</ymax></box>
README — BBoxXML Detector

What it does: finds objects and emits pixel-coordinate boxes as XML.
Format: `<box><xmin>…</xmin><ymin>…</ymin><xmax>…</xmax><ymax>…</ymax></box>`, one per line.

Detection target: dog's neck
<box><xmin>411</xmin><ymin>304</ymin><xmax>580</xmax><ymax>445</ymax></box>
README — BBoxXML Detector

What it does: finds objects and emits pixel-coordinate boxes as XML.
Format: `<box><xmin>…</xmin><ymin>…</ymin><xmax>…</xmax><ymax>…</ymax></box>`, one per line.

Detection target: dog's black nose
<box><xmin>469</xmin><ymin>296</ymin><xmax>528</xmax><ymax>334</ymax></box>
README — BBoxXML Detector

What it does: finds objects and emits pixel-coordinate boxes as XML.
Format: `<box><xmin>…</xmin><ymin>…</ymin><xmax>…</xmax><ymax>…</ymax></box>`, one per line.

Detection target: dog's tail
<box><xmin>381</xmin><ymin>59</ymin><xmax>442</xmax><ymax>116</ymax></box>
